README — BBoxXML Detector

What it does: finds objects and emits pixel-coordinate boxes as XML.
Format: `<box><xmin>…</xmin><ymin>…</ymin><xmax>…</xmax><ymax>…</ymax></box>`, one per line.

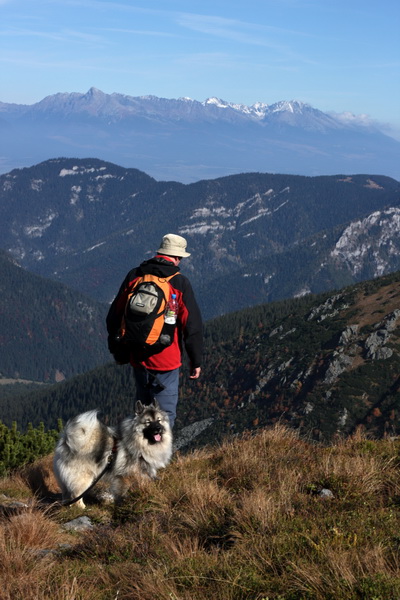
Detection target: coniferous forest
<box><xmin>0</xmin><ymin>250</ymin><xmax>109</xmax><ymax>382</ymax></box>
<box><xmin>3</xmin><ymin>270</ymin><xmax>400</xmax><ymax>465</ymax></box>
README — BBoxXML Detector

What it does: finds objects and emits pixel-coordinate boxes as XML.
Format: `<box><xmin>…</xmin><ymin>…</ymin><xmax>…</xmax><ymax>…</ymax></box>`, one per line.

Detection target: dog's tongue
<box><xmin>154</xmin><ymin>433</ymin><xmax>162</xmax><ymax>442</ymax></box>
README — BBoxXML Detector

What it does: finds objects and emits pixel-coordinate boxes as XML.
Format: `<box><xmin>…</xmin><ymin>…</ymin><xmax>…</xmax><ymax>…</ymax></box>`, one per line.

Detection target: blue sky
<box><xmin>1</xmin><ymin>0</ymin><xmax>399</xmax><ymax>134</ymax></box>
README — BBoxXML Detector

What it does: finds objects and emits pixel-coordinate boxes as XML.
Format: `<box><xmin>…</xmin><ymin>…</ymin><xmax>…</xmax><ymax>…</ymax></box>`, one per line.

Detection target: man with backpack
<box><xmin>106</xmin><ymin>233</ymin><xmax>203</xmax><ymax>428</ymax></box>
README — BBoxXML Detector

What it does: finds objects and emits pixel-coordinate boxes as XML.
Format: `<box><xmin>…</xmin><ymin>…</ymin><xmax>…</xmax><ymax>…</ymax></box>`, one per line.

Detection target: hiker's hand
<box><xmin>189</xmin><ymin>367</ymin><xmax>201</xmax><ymax>379</ymax></box>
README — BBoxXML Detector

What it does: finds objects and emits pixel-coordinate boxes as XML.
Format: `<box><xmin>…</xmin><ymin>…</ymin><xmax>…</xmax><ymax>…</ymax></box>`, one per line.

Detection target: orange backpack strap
<box><xmin>120</xmin><ymin>273</ymin><xmax>175</xmax><ymax>345</ymax></box>
<box><xmin>141</xmin><ymin>274</ymin><xmax>175</xmax><ymax>345</ymax></box>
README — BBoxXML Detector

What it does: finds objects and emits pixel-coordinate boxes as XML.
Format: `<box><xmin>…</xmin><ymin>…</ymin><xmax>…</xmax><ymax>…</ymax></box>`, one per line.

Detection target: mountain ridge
<box><xmin>1</xmin><ymin>159</ymin><xmax>400</xmax><ymax>320</ymax></box>
<box><xmin>1</xmin><ymin>89</ymin><xmax>398</xmax><ymax>182</ymax></box>
<box><xmin>0</xmin><ymin>88</ymin><xmax>385</xmax><ymax>131</ymax></box>
<box><xmin>2</xmin><ymin>159</ymin><xmax>400</xmax><ymax>319</ymax></box>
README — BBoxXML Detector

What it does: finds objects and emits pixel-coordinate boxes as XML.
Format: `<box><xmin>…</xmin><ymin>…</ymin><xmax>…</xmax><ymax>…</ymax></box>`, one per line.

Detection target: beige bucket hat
<box><xmin>157</xmin><ymin>233</ymin><xmax>191</xmax><ymax>258</ymax></box>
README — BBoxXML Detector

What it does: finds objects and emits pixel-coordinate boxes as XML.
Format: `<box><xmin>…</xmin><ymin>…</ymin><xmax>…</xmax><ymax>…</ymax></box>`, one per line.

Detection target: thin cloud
<box><xmin>174</xmin><ymin>51</ymin><xmax>297</xmax><ymax>72</ymax></box>
<box><xmin>52</xmin><ymin>0</ymin><xmax>162</xmax><ymax>16</ymax></box>
<box><xmin>176</xmin><ymin>12</ymin><xmax>316</xmax><ymax>43</ymax></box>
<box><xmin>0</xmin><ymin>52</ymin><xmax>161</xmax><ymax>76</ymax></box>
<box><xmin>61</xmin><ymin>29</ymin><xmax>106</xmax><ymax>43</ymax></box>
<box><xmin>0</xmin><ymin>54</ymin><xmax>103</xmax><ymax>69</ymax></box>
<box><xmin>100</xmin><ymin>27</ymin><xmax>176</xmax><ymax>38</ymax></box>
<box><xmin>174</xmin><ymin>12</ymin><xmax>319</xmax><ymax>65</ymax></box>
<box><xmin>0</xmin><ymin>26</ymin><xmax>107</xmax><ymax>45</ymax></box>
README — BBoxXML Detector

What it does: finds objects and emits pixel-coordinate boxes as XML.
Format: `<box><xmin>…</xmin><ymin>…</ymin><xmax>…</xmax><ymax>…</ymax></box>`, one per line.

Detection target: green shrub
<box><xmin>0</xmin><ymin>419</ymin><xmax>61</xmax><ymax>476</ymax></box>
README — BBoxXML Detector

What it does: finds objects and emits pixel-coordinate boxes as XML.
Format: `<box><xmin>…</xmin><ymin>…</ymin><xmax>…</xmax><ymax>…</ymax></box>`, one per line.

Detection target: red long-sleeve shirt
<box><xmin>106</xmin><ymin>256</ymin><xmax>203</xmax><ymax>371</ymax></box>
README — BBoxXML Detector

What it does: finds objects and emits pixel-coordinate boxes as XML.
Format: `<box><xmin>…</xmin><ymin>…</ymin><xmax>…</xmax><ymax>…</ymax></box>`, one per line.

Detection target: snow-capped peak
<box><xmin>203</xmin><ymin>97</ymin><xmax>269</xmax><ymax>119</ymax></box>
<box><xmin>269</xmin><ymin>100</ymin><xmax>309</xmax><ymax>114</ymax></box>
<box><xmin>204</xmin><ymin>97</ymin><xmax>231</xmax><ymax>109</ymax></box>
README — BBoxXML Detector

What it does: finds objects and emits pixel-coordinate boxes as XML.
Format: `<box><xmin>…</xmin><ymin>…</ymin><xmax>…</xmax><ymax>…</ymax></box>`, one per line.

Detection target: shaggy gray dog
<box><xmin>53</xmin><ymin>401</ymin><xmax>173</xmax><ymax>508</ymax></box>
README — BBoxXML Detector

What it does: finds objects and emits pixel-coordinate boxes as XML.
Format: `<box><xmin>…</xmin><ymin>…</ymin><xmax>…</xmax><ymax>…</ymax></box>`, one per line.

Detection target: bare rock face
<box><xmin>338</xmin><ymin>325</ymin><xmax>359</xmax><ymax>346</ymax></box>
<box><xmin>365</xmin><ymin>330</ymin><xmax>391</xmax><ymax>358</ymax></box>
<box><xmin>324</xmin><ymin>352</ymin><xmax>354</xmax><ymax>385</ymax></box>
<box><xmin>365</xmin><ymin>310</ymin><xmax>400</xmax><ymax>360</ymax></box>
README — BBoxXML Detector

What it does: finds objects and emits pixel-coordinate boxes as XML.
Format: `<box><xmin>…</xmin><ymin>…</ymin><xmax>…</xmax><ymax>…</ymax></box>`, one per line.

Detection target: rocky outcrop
<box><xmin>338</xmin><ymin>325</ymin><xmax>359</xmax><ymax>346</ymax></box>
<box><xmin>174</xmin><ymin>418</ymin><xmax>214</xmax><ymax>451</ymax></box>
<box><xmin>307</xmin><ymin>294</ymin><xmax>349</xmax><ymax>322</ymax></box>
<box><xmin>322</xmin><ymin>324</ymin><xmax>360</xmax><ymax>385</ymax></box>
<box><xmin>364</xmin><ymin>309</ymin><xmax>400</xmax><ymax>360</ymax></box>
<box><xmin>324</xmin><ymin>353</ymin><xmax>354</xmax><ymax>385</ymax></box>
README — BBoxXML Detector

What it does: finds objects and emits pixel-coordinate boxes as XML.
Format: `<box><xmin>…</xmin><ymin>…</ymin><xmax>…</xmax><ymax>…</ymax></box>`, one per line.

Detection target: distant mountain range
<box><xmin>1</xmin><ymin>158</ymin><xmax>400</xmax><ymax>321</ymax></box>
<box><xmin>0</xmin><ymin>88</ymin><xmax>399</xmax><ymax>182</ymax></box>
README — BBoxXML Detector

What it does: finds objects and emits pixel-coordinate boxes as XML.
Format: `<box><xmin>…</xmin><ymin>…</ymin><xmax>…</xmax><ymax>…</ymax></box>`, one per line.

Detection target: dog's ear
<box><xmin>135</xmin><ymin>401</ymin><xmax>145</xmax><ymax>415</ymax></box>
<box><xmin>152</xmin><ymin>398</ymin><xmax>160</xmax><ymax>410</ymax></box>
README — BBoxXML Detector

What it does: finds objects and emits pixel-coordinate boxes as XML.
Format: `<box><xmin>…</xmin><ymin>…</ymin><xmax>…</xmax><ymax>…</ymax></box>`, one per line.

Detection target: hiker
<box><xmin>106</xmin><ymin>233</ymin><xmax>203</xmax><ymax>428</ymax></box>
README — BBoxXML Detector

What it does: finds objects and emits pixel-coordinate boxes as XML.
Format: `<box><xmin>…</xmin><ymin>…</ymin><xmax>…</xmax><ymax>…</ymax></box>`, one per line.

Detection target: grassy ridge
<box><xmin>2</xmin><ymin>425</ymin><xmax>400</xmax><ymax>599</ymax></box>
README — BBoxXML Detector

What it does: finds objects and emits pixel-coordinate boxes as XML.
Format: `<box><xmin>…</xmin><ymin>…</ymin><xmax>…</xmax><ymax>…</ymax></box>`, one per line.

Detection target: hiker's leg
<box><xmin>133</xmin><ymin>367</ymin><xmax>154</xmax><ymax>404</ymax></box>
<box><xmin>133</xmin><ymin>367</ymin><xmax>179</xmax><ymax>428</ymax></box>
<box><xmin>147</xmin><ymin>368</ymin><xmax>180</xmax><ymax>429</ymax></box>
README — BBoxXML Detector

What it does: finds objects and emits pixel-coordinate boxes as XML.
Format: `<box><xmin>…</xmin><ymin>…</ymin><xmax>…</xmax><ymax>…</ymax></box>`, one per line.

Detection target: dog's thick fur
<box><xmin>53</xmin><ymin>400</ymin><xmax>173</xmax><ymax>508</ymax></box>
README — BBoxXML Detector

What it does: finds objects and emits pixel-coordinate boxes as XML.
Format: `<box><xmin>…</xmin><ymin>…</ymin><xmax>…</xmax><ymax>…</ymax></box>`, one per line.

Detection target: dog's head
<box><xmin>135</xmin><ymin>400</ymin><xmax>170</xmax><ymax>445</ymax></box>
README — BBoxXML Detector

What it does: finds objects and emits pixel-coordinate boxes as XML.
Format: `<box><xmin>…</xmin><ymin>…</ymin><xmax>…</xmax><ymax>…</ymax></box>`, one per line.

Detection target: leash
<box><xmin>61</xmin><ymin>439</ymin><xmax>119</xmax><ymax>507</ymax></box>
<box><xmin>141</xmin><ymin>364</ymin><xmax>166</xmax><ymax>401</ymax></box>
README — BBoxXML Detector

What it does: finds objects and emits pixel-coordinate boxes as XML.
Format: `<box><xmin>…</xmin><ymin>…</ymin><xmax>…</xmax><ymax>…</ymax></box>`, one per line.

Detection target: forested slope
<box><xmin>4</xmin><ymin>271</ymin><xmax>400</xmax><ymax>448</ymax></box>
<box><xmin>0</xmin><ymin>250</ymin><xmax>109</xmax><ymax>381</ymax></box>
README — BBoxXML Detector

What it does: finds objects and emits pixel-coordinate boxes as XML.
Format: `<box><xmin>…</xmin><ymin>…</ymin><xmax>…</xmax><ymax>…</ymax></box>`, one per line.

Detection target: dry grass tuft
<box><xmin>0</xmin><ymin>472</ymin><xmax>32</xmax><ymax>498</ymax></box>
<box><xmin>0</xmin><ymin>503</ymin><xmax>78</xmax><ymax>600</ymax></box>
<box><xmin>2</xmin><ymin>424</ymin><xmax>400</xmax><ymax>598</ymax></box>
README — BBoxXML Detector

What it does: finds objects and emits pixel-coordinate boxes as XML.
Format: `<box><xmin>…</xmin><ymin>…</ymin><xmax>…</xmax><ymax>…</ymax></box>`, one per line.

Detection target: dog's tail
<box><xmin>61</xmin><ymin>410</ymin><xmax>102</xmax><ymax>454</ymax></box>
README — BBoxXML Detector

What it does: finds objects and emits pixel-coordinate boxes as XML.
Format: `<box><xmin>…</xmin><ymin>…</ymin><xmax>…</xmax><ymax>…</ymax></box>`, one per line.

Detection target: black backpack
<box><xmin>113</xmin><ymin>273</ymin><xmax>177</xmax><ymax>362</ymax></box>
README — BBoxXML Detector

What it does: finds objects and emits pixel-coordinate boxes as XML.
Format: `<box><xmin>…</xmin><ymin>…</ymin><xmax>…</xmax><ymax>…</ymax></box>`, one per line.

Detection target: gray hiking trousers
<box><xmin>133</xmin><ymin>366</ymin><xmax>180</xmax><ymax>428</ymax></box>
